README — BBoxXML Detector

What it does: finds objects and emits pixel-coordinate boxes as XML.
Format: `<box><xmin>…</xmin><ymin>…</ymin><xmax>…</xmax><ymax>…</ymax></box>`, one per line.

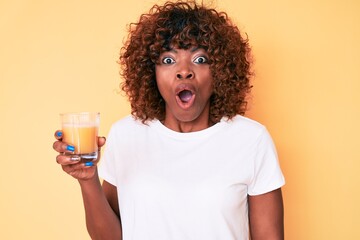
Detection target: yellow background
<box><xmin>1</xmin><ymin>0</ymin><xmax>359</xmax><ymax>239</ymax></box>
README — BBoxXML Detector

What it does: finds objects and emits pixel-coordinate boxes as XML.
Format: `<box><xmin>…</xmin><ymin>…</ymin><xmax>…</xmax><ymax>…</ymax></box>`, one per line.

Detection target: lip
<box><xmin>175</xmin><ymin>83</ymin><xmax>196</xmax><ymax>110</ymax></box>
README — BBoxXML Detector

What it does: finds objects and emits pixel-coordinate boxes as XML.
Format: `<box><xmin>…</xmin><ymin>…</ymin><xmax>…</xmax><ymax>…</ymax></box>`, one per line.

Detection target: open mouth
<box><xmin>178</xmin><ymin>89</ymin><xmax>193</xmax><ymax>103</ymax></box>
<box><xmin>175</xmin><ymin>85</ymin><xmax>196</xmax><ymax>110</ymax></box>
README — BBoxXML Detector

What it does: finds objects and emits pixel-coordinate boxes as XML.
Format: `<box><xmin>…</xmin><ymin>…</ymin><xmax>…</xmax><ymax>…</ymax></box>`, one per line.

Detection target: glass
<box><xmin>60</xmin><ymin>112</ymin><xmax>100</xmax><ymax>160</ymax></box>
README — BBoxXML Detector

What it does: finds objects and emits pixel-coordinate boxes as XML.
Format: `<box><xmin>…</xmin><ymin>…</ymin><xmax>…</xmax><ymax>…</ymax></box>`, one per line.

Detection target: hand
<box><xmin>53</xmin><ymin>130</ymin><xmax>106</xmax><ymax>181</ymax></box>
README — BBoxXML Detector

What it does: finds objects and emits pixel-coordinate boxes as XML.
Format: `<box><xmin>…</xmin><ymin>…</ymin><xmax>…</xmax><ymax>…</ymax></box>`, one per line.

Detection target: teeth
<box><xmin>179</xmin><ymin>90</ymin><xmax>193</xmax><ymax>103</ymax></box>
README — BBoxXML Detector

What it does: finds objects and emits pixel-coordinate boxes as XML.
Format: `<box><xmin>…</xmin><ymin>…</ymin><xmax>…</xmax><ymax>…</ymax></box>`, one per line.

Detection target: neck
<box><xmin>164</xmin><ymin>120</ymin><xmax>210</xmax><ymax>133</ymax></box>
<box><xmin>162</xmin><ymin>114</ymin><xmax>215</xmax><ymax>133</ymax></box>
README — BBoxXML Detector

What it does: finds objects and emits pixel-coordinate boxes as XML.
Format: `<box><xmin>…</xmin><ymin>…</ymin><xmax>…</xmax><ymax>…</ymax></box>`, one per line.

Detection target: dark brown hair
<box><xmin>120</xmin><ymin>0</ymin><xmax>253</xmax><ymax>123</ymax></box>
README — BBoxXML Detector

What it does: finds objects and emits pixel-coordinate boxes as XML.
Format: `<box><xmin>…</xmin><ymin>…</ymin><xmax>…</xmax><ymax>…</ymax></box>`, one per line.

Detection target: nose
<box><xmin>176</xmin><ymin>66</ymin><xmax>194</xmax><ymax>80</ymax></box>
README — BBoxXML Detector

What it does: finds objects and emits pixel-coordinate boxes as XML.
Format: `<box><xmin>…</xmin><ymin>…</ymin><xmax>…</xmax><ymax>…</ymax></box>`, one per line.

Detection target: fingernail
<box><xmin>70</xmin><ymin>156</ymin><xmax>80</xmax><ymax>161</ymax></box>
<box><xmin>56</xmin><ymin>131</ymin><xmax>62</xmax><ymax>137</ymax></box>
<box><xmin>66</xmin><ymin>145</ymin><xmax>75</xmax><ymax>151</ymax></box>
<box><xmin>85</xmin><ymin>162</ymin><xmax>94</xmax><ymax>167</ymax></box>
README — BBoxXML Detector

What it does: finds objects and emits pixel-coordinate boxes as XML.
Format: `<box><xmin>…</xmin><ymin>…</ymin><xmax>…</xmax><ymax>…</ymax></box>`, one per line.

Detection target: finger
<box><xmin>62</xmin><ymin>161</ymin><xmax>96</xmax><ymax>173</ymax></box>
<box><xmin>97</xmin><ymin>136</ymin><xmax>106</xmax><ymax>148</ymax></box>
<box><xmin>94</xmin><ymin>140</ymin><xmax>105</xmax><ymax>163</ymax></box>
<box><xmin>56</xmin><ymin>154</ymin><xmax>80</xmax><ymax>165</ymax></box>
<box><xmin>54</xmin><ymin>130</ymin><xmax>63</xmax><ymax>140</ymax></box>
<box><xmin>53</xmin><ymin>141</ymin><xmax>76</xmax><ymax>153</ymax></box>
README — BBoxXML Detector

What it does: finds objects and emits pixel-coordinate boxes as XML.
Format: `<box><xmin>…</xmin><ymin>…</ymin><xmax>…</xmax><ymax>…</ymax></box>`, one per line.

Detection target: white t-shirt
<box><xmin>99</xmin><ymin>115</ymin><xmax>285</xmax><ymax>240</ymax></box>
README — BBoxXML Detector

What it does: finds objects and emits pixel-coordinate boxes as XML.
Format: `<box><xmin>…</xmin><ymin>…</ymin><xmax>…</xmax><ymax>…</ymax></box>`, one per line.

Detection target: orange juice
<box><xmin>60</xmin><ymin>112</ymin><xmax>100</xmax><ymax>160</ymax></box>
<box><xmin>62</xmin><ymin>125</ymin><xmax>98</xmax><ymax>154</ymax></box>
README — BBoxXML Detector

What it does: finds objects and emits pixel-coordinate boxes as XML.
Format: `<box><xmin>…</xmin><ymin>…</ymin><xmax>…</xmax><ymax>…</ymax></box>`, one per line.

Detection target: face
<box><xmin>155</xmin><ymin>47</ymin><xmax>213</xmax><ymax>131</ymax></box>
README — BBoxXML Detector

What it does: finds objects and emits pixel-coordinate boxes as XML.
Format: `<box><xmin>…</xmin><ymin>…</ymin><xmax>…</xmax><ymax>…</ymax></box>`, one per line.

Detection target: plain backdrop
<box><xmin>1</xmin><ymin>0</ymin><xmax>359</xmax><ymax>239</ymax></box>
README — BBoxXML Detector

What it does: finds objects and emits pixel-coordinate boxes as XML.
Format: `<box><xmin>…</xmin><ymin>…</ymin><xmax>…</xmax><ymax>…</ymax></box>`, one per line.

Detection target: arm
<box><xmin>248</xmin><ymin>188</ymin><xmax>284</xmax><ymax>240</ymax></box>
<box><xmin>79</xmin><ymin>175</ymin><xmax>122</xmax><ymax>240</ymax></box>
<box><xmin>53</xmin><ymin>132</ymin><xmax>122</xmax><ymax>240</ymax></box>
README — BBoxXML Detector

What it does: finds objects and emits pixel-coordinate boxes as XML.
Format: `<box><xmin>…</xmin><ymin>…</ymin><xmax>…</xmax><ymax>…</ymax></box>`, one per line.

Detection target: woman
<box><xmin>53</xmin><ymin>1</ymin><xmax>285</xmax><ymax>239</ymax></box>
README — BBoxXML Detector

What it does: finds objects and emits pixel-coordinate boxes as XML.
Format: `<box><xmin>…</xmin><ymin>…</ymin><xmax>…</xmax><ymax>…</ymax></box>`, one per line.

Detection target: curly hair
<box><xmin>120</xmin><ymin>0</ymin><xmax>253</xmax><ymax>123</ymax></box>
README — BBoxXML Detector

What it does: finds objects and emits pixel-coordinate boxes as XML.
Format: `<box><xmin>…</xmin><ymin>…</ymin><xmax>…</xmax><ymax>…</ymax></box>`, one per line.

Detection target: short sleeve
<box><xmin>247</xmin><ymin>128</ymin><xmax>285</xmax><ymax>196</ymax></box>
<box><xmin>98</xmin><ymin>125</ymin><xmax>118</xmax><ymax>186</ymax></box>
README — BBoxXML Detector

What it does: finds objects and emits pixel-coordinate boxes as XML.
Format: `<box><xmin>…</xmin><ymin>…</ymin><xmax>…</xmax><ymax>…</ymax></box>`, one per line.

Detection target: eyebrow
<box><xmin>167</xmin><ymin>46</ymin><xmax>203</xmax><ymax>53</ymax></box>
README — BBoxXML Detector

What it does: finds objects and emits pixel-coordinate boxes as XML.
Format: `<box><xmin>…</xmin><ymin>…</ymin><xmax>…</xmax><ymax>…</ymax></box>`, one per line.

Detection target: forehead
<box><xmin>160</xmin><ymin>46</ymin><xmax>207</xmax><ymax>54</ymax></box>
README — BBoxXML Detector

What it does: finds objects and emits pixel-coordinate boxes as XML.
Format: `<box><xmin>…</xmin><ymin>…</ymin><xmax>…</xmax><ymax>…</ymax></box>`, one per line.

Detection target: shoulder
<box><xmin>224</xmin><ymin>115</ymin><xmax>266</xmax><ymax>135</ymax></box>
<box><xmin>111</xmin><ymin>115</ymin><xmax>142</xmax><ymax>128</ymax></box>
<box><xmin>108</xmin><ymin>115</ymin><xmax>157</xmax><ymax>137</ymax></box>
<box><xmin>214</xmin><ymin>115</ymin><xmax>270</xmax><ymax>146</ymax></box>
<box><xmin>107</xmin><ymin>115</ymin><xmax>139</xmax><ymax>137</ymax></box>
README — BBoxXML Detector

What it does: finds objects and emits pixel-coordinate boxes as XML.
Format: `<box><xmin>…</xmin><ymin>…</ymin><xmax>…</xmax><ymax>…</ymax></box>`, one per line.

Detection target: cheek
<box><xmin>201</xmin><ymin>75</ymin><xmax>214</xmax><ymax>96</ymax></box>
<box><xmin>156</xmin><ymin>66</ymin><xmax>174</xmax><ymax>89</ymax></box>
<box><xmin>155</xmin><ymin>77</ymin><xmax>170</xmax><ymax>100</ymax></box>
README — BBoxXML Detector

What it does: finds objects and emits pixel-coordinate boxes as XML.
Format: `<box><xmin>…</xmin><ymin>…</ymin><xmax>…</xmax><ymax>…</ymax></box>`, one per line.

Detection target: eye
<box><xmin>194</xmin><ymin>56</ymin><xmax>208</xmax><ymax>64</ymax></box>
<box><xmin>162</xmin><ymin>57</ymin><xmax>175</xmax><ymax>64</ymax></box>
